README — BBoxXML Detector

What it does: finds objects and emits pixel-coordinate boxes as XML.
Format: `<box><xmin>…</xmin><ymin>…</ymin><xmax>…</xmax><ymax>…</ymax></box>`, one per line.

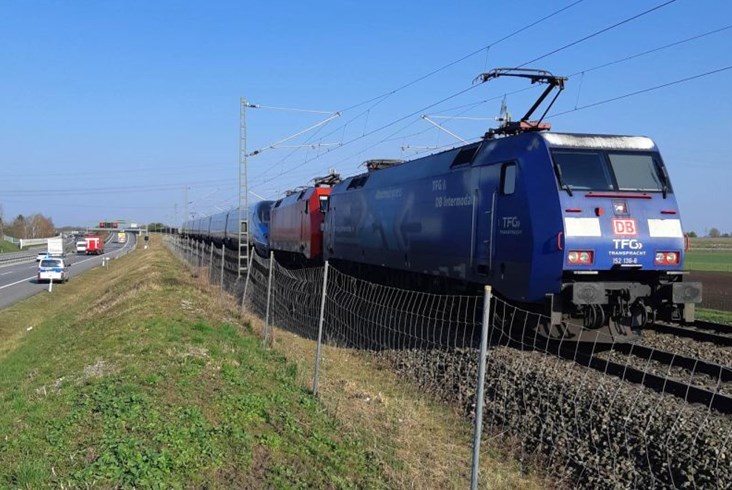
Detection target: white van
<box><xmin>38</xmin><ymin>257</ymin><xmax>70</xmax><ymax>283</ymax></box>
<box><xmin>76</xmin><ymin>240</ymin><xmax>87</xmax><ymax>253</ymax></box>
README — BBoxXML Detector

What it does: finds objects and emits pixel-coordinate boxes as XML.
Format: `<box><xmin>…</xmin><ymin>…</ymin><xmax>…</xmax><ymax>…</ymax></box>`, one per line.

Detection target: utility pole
<box><xmin>238</xmin><ymin>97</ymin><xmax>250</xmax><ymax>277</ymax></box>
<box><xmin>183</xmin><ymin>186</ymin><xmax>188</xmax><ymax>227</ymax></box>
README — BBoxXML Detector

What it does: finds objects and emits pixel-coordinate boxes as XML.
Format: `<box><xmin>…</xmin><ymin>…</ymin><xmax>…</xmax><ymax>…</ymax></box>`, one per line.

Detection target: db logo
<box><xmin>613</xmin><ymin>219</ymin><xmax>637</xmax><ymax>236</ymax></box>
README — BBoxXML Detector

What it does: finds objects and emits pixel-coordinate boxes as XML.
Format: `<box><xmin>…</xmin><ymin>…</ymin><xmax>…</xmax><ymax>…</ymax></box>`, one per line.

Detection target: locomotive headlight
<box><xmin>655</xmin><ymin>251</ymin><xmax>680</xmax><ymax>265</ymax></box>
<box><xmin>567</xmin><ymin>250</ymin><xmax>593</xmax><ymax>265</ymax></box>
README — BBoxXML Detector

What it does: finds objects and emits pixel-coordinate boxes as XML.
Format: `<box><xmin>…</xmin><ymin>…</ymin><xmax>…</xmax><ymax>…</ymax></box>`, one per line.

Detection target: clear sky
<box><xmin>1</xmin><ymin>0</ymin><xmax>730</xmax><ymax>234</ymax></box>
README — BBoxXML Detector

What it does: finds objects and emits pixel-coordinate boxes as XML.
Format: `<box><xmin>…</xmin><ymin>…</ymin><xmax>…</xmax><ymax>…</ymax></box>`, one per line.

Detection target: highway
<box><xmin>0</xmin><ymin>233</ymin><xmax>137</xmax><ymax>311</ymax></box>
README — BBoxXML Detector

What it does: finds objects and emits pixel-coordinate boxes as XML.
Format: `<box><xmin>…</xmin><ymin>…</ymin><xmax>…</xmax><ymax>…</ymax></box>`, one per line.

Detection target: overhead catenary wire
<box><xmin>517</xmin><ymin>0</ymin><xmax>679</xmax><ymax>67</ymax></box>
<box><xmin>249</xmin><ymin>1</ymin><xmax>682</xmax><ymax>194</ymax></box>
<box><xmin>550</xmin><ymin>64</ymin><xmax>732</xmax><ymax>118</ymax></box>
<box><xmin>248</xmin><ymin>1</ymin><xmax>588</xmax><ymax>184</ymax></box>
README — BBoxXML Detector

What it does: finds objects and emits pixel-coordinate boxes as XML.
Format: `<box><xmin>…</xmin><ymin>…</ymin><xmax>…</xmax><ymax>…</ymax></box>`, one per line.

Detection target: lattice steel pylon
<box><xmin>238</xmin><ymin>98</ymin><xmax>250</xmax><ymax>277</ymax></box>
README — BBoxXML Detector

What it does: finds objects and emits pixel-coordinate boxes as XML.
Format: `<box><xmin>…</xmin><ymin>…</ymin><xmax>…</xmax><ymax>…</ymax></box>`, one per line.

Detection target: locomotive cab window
<box><xmin>319</xmin><ymin>195</ymin><xmax>329</xmax><ymax>213</ymax></box>
<box><xmin>608</xmin><ymin>153</ymin><xmax>666</xmax><ymax>192</ymax></box>
<box><xmin>501</xmin><ymin>162</ymin><xmax>517</xmax><ymax>195</ymax></box>
<box><xmin>552</xmin><ymin>150</ymin><xmax>670</xmax><ymax>194</ymax></box>
<box><xmin>552</xmin><ymin>151</ymin><xmax>613</xmax><ymax>191</ymax></box>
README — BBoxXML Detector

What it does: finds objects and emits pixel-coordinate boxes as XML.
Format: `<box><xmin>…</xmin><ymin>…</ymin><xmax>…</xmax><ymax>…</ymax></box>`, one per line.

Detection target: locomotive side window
<box><xmin>552</xmin><ymin>151</ymin><xmax>613</xmax><ymax>191</ymax></box>
<box><xmin>451</xmin><ymin>142</ymin><xmax>481</xmax><ymax>167</ymax></box>
<box><xmin>501</xmin><ymin>162</ymin><xmax>517</xmax><ymax>195</ymax></box>
<box><xmin>347</xmin><ymin>175</ymin><xmax>369</xmax><ymax>189</ymax></box>
<box><xmin>607</xmin><ymin>153</ymin><xmax>666</xmax><ymax>192</ymax></box>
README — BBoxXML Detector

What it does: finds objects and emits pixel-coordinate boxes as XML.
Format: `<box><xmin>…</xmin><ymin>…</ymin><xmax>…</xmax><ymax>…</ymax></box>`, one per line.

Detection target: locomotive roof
<box><xmin>541</xmin><ymin>132</ymin><xmax>657</xmax><ymax>151</ymax></box>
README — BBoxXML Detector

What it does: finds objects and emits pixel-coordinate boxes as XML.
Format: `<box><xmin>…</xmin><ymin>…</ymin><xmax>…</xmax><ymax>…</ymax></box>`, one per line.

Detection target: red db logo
<box><xmin>613</xmin><ymin>219</ymin><xmax>637</xmax><ymax>236</ymax></box>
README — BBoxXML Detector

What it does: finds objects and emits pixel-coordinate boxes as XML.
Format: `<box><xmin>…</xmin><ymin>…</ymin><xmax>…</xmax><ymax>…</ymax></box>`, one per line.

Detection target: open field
<box><xmin>685</xmin><ymin>249</ymin><xmax>732</xmax><ymax>272</ymax></box>
<box><xmin>0</xmin><ymin>236</ymin><xmax>541</xmax><ymax>488</ymax></box>
<box><xmin>689</xmin><ymin>237</ymin><xmax>732</xmax><ymax>249</ymax></box>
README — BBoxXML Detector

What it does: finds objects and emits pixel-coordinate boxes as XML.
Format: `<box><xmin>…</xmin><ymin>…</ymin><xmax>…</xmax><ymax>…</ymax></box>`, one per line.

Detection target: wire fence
<box><xmin>165</xmin><ymin>236</ymin><xmax>732</xmax><ymax>488</ymax></box>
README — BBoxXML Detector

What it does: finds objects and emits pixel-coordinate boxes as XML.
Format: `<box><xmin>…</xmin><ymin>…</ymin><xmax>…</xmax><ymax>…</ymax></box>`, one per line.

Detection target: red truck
<box><xmin>85</xmin><ymin>235</ymin><xmax>104</xmax><ymax>255</ymax></box>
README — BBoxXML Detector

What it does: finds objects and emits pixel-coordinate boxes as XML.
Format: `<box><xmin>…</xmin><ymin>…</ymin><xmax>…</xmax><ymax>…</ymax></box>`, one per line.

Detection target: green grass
<box><xmin>684</xmin><ymin>249</ymin><xmax>732</xmax><ymax>272</ymax></box>
<box><xmin>696</xmin><ymin>308</ymin><xmax>732</xmax><ymax>325</ymax></box>
<box><xmin>0</xmin><ymin>237</ymin><xmax>543</xmax><ymax>489</ymax></box>
<box><xmin>0</xmin><ymin>239</ymin><xmax>19</xmax><ymax>253</ymax></box>
<box><xmin>0</xmin><ymin>244</ymin><xmax>388</xmax><ymax>488</ymax></box>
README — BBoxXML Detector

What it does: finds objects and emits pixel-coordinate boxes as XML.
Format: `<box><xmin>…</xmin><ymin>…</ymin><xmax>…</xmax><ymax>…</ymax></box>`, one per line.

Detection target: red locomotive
<box><xmin>268</xmin><ymin>173</ymin><xmax>340</xmax><ymax>266</ymax></box>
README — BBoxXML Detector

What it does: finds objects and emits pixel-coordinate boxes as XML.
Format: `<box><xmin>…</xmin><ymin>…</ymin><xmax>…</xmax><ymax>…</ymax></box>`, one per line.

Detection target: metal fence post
<box><xmin>263</xmin><ymin>251</ymin><xmax>274</xmax><ymax>347</ymax></box>
<box><xmin>220</xmin><ymin>243</ymin><xmax>225</xmax><ymax>289</ymax></box>
<box><xmin>208</xmin><ymin>243</ymin><xmax>214</xmax><ymax>283</ymax></box>
<box><xmin>312</xmin><ymin>261</ymin><xmax>329</xmax><ymax>395</ymax></box>
<box><xmin>471</xmin><ymin>285</ymin><xmax>492</xmax><ymax>490</ymax></box>
<box><xmin>242</xmin><ymin>251</ymin><xmax>254</xmax><ymax>311</ymax></box>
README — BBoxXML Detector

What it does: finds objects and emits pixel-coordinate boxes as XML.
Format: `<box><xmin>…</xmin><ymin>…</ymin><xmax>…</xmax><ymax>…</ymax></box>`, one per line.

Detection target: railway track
<box><xmin>551</xmin><ymin>341</ymin><xmax>732</xmax><ymax>414</ymax></box>
<box><xmin>648</xmin><ymin>320</ymin><xmax>732</xmax><ymax>347</ymax></box>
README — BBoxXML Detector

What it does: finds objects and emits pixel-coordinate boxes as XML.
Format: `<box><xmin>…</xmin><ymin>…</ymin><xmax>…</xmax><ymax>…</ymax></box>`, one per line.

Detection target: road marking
<box><xmin>0</xmin><ymin>275</ymin><xmax>36</xmax><ymax>290</ymax></box>
<box><xmin>0</xmin><ymin>271</ymin><xmax>14</xmax><ymax>276</ymax></box>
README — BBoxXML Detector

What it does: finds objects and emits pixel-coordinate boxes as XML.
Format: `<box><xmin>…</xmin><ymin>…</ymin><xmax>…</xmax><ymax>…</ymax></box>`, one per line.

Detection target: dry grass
<box><xmin>243</xmin><ymin>309</ymin><xmax>547</xmax><ymax>489</ymax></box>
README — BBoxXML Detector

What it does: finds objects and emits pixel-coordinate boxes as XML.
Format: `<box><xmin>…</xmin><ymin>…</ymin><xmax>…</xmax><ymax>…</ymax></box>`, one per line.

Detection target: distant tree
<box><xmin>27</xmin><ymin>214</ymin><xmax>55</xmax><ymax>238</ymax></box>
<box><xmin>688</xmin><ymin>231</ymin><xmax>698</xmax><ymax>238</ymax></box>
<box><xmin>147</xmin><ymin>222</ymin><xmax>166</xmax><ymax>232</ymax></box>
<box><xmin>7</xmin><ymin>214</ymin><xmax>54</xmax><ymax>239</ymax></box>
<box><xmin>7</xmin><ymin>215</ymin><xmax>26</xmax><ymax>238</ymax></box>
<box><xmin>709</xmin><ymin>227</ymin><xmax>721</xmax><ymax>238</ymax></box>
<box><xmin>723</xmin><ymin>233</ymin><xmax>731</xmax><ymax>238</ymax></box>
<box><xmin>0</xmin><ymin>204</ymin><xmax>4</xmax><ymax>239</ymax></box>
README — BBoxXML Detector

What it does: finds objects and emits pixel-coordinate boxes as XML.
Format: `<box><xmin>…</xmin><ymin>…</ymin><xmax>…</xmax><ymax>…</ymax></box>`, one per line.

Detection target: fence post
<box><xmin>312</xmin><ymin>261</ymin><xmax>330</xmax><ymax>396</ymax></box>
<box><xmin>242</xmin><ymin>251</ymin><xmax>254</xmax><ymax>312</ymax></box>
<box><xmin>471</xmin><ymin>285</ymin><xmax>492</xmax><ymax>490</ymax></box>
<box><xmin>263</xmin><ymin>251</ymin><xmax>274</xmax><ymax>348</ymax></box>
<box><xmin>208</xmin><ymin>243</ymin><xmax>214</xmax><ymax>283</ymax></box>
<box><xmin>220</xmin><ymin>243</ymin><xmax>225</xmax><ymax>289</ymax></box>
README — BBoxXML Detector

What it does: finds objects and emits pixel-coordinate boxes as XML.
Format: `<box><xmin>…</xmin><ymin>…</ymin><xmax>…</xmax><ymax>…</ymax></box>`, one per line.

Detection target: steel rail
<box><xmin>648</xmin><ymin>321</ymin><xmax>732</xmax><ymax>347</ymax></box>
<box><xmin>550</xmin><ymin>342</ymin><xmax>732</xmax><ymax>414</ymax></box>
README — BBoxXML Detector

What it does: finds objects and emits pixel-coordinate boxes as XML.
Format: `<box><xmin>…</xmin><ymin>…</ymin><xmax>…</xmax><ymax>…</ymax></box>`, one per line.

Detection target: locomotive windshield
<box><xmin>257</xmin><ymin>205</ymin><xmax>271</xmax><ymax>223</ymax></box>
<box><xmin>552</xmin><ymin>150</ymin><xmax>668</xmax><ymax>193</ymax></box>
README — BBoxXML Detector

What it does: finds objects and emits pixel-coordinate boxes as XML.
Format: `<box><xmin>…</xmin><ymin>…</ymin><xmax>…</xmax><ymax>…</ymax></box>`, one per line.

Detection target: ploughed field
<box><xmin>688</xmin><ymin>271</ymin><xmax>732</xmax><ymax>313</ymax></box>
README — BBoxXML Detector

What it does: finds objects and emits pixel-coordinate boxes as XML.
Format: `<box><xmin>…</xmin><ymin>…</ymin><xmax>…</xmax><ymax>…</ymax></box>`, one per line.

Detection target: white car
<box><xmin>36</xmin><ymin>251</ymin><xmax>49</xmax><ymax>262</ymax></box>
<box><xmin>38</xmin><ymin>257</ymin><xmax>70</xmax><ymax>283</ymax></box>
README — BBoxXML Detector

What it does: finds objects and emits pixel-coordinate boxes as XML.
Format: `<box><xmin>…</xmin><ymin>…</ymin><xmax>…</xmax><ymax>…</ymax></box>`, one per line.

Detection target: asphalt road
<box><xmin>0</xmin><ymin>234</ymin><xmax>137</xmax><ymax>311</ymax></box>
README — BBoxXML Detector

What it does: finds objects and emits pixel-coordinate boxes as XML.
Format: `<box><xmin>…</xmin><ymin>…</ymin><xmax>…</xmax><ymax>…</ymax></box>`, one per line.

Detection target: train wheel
<box><xmin>583</xmin><ymin>304</ymin><xmax>606</xmax><ymax>330</ymax></box>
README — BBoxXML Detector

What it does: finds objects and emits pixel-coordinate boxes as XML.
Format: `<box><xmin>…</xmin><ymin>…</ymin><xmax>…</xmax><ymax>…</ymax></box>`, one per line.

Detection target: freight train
<box><xmin>182</xmin><ymin>69</ymin><xmax>702</xmax><ymax>342</ymax></box>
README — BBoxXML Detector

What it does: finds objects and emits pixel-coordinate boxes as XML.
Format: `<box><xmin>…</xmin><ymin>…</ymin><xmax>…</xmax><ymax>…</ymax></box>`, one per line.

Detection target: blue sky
<box><xmin>1</xmin><ymin>0</ymin><xmax>730</xmax><ymax>234</ymax></box>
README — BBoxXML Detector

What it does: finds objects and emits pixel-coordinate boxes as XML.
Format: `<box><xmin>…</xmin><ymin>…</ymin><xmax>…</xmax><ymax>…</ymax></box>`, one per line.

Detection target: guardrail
<box><xmin>0</xmin><ymin>250</ymin><xmax>37</xmax><ymax>266</ymax></box>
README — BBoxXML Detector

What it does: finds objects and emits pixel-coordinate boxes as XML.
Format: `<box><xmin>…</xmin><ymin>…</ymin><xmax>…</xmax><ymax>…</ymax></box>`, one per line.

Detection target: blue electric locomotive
<box><xmin>250</xmin><ymin>200</ymin><xmax>274</xmax><ymax>258</ymax></box>
<box><xmin>323</xmin><ymin>70</ymin><xmax>702</xmax><ymax>341</ymax></box>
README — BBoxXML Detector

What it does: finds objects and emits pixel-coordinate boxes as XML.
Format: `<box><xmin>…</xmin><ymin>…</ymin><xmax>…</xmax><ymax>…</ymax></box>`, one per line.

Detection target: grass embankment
<box><xmin>0</xmin><ymin>236</ymin><xmax>541</xmax><ymax>488</ymax></box>
<box><xmin>0</xmin><ymin>239</ymin><xmax>19</xmax><ymax>253</ymax></box>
